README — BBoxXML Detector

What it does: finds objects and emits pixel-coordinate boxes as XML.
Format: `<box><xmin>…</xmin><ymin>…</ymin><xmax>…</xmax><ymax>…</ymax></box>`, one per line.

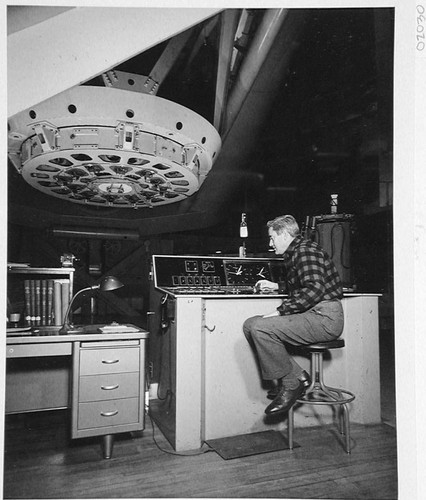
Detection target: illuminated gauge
<box><xmin>251</xmin><ymin>263</ymin><xmax>270</xmax><ymax>280</ymax></box>
<box><xmin>224</xmin><ymin>261</ymin><xmax>271</xmax><ymax>285</ymax></box>
<box><xmin>224</xmin><ymin>262</ymin><xmax>246</xmax><ymax>285</ymax></box>
<box><xmin>185</xmin><ymin>260</ymin><xmax>198</xmax><ymax>273</ymax></box>
<box><xmin>201</xmin><ymin>260</ymin><xmax>215</xmax><ymax>273</ymax></box>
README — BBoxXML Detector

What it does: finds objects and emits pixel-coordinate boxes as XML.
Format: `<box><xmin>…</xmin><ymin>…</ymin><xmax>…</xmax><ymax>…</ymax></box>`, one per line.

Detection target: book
<box><xmin>24</xmin><ymin>279</ymin><xmax>31</xmax><ymax>326</ymax></box>
<box><xmin>52</xmin><ymin>279</ymin><xmax>71</xmax><ymax>326</ymax></box>
<box><xmin>53</xmin><ymin>281</ymin><xmax>62</xmax><ymax>326</ymax></box>
<box><xmin>61</xmin><ymin>281</ymin><xmax>70</xmax><ymax>324</ymax></box>
<box><xmin>41</xmin><ymin>280</ymin><xmax>47</xmax><ymax>325</ymax></box>
<box><xmin>47</xmin><ymin>280</ymin><xmax>54</xmax><ymax>325</ymax></box>
<box><xmin>35</xmin><ymin>279</ymin><xmax>41</xmax><ymax>326</ymax></box>
<box><xmin>30</xmin><ymin>280</ymin><xmax>36</xmax><ymax>326</ymax></box>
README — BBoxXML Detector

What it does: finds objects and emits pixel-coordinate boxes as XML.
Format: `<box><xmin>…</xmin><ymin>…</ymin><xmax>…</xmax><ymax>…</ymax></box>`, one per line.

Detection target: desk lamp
<box><xmin>59</xmin><ymin>275</ymin><xmax>124</xmax><ymax>335</ymax></box>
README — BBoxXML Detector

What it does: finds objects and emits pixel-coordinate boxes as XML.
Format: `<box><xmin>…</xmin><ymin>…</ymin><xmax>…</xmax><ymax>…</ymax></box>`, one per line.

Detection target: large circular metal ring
<box><xmin>8</xmin><ymin>86</ymin><xmax>221</xmax><ymax>208</ymax></box>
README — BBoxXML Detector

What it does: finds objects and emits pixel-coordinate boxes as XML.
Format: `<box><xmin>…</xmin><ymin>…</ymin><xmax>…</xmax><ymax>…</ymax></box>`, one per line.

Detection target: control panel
<box><xmin>152</xmin><ymin>255</ymin><xmax>286</xmax><ymax>295</ymax></box>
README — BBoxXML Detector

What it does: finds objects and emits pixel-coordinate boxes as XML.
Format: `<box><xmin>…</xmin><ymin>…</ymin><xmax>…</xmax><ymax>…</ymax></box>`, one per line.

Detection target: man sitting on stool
<box><xmin>243</xmin><ymin>214</ymin><xmax>344</xmax><ymax>415</ymax></box>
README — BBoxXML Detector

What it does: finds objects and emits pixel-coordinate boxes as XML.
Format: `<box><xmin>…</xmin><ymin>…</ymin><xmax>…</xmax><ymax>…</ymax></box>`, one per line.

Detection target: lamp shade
<box><xmin>99</xmin><ymin>275</ymin><xmax>124</xmax><ymax>292</ymax></box>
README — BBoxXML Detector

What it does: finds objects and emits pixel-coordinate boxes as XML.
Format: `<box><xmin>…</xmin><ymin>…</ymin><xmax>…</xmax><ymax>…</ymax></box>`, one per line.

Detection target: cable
<box><xmin>153</xmin><ymin>293</ymin><xmax>175</xmax><ymax>402</ymax></box>
<box><xmin>147</xmin><ymin>409</ymin><xmax>214</xmax><ymax>456</ymax></box>
<box><xmin>156</xmin><ymin>317</ymin><xmax>174</xmax><ymax>402</ymax></box>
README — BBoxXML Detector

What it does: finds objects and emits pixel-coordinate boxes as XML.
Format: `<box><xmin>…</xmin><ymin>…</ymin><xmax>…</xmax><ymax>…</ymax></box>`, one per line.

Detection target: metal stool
<box><xmin>288</xmin><ymin>338</ymin><xmax>355</xmax><ymax>453</ymax></box>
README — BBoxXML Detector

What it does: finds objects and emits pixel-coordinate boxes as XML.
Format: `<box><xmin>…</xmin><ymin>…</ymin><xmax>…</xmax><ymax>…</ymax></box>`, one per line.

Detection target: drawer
<box><xmin>6</xmin><ymin>342</ymin><xmax>72</xmax><ymax>358</ymax></box>
<box><xmin>77</xmin><ymin>398</ymin><xmax>140</xmax><ymax>430</ymax></box>
<box><xmin>80</xmin><ymin>347</ymin><xmax>139</xmax><ymax>375</ymax></box>
<box><xmin>79</xmin><ymin>372</ymin><xmax>140</xmax><ymax>402</ymax></box>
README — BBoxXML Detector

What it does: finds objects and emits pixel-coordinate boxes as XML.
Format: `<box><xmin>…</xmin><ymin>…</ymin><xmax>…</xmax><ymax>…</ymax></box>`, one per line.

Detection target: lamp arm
<box><xmin>59</xmin><ymin>284</ymin><xmax>100</xmax><ymax>334</ymax></box>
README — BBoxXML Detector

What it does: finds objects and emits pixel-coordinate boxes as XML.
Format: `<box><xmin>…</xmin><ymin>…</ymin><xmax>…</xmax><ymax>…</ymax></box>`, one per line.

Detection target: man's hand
<box><xmin>254</xmin><ymin>279</ymin><xmax>279</xmax><ymax>294</ymax></box>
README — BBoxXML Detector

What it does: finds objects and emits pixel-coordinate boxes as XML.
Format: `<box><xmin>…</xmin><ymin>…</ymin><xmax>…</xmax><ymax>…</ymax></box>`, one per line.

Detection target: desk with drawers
<box><xmin>6</xmin><ymin>328</ymin><xmax>149</xmax><ymax>458</ymax></box>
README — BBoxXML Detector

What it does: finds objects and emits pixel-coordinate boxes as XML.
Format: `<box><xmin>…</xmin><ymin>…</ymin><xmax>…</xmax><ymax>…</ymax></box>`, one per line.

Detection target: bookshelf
<box><xmin>7</xmin><ymin>266</ymin><xmax>74</xmax><ymax>330</ymax></box>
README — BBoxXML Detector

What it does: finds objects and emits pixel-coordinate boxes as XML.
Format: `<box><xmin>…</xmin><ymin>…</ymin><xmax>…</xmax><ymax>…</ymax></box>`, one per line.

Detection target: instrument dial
<box><xmin>224</xmin><ymin>261</ymin><xmax>271</xmax><ymax>285</ymax></box>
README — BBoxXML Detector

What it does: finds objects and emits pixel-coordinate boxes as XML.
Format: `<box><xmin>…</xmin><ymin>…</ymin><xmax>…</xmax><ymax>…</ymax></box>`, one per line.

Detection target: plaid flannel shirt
<box><xmin>276</xmin><ymin>235</ymin><xmax>343</xmax><ymax>315</ymax></box>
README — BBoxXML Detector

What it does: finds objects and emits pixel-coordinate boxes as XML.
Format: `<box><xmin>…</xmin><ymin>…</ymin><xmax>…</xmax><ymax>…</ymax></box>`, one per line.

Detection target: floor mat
<box><xmin>205</xmin><ymin>430</ymin><xmax>299</xmax><ymax>460</ymax></box>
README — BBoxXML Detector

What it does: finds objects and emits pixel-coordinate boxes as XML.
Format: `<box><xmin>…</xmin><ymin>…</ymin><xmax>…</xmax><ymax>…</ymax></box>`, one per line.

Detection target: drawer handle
<box><xmin>101</xmin><ymin>384</ymin><xmax>119</xmax><ymax>391</ymax></box>
<box><xmin>100</xmin><ymin>410</ymin><xmax>119</xmax><ymax>417</ymax></box>
<box><xmin>102</xmin><ymin>359</ymin><xmax>119</xmax><ymax>364</ymax></box>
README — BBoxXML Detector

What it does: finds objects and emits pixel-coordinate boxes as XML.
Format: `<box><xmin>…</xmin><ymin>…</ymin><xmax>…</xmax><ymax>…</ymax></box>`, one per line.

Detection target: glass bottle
<box><xmin>330</xmin><ymin>194</ymin><xmax>338</xmax><ymax>214</ymax></box>
<box><xmin>240</xmin><ymin>213</ymin><xmax>248</xmax><ymax>238</ymax></box>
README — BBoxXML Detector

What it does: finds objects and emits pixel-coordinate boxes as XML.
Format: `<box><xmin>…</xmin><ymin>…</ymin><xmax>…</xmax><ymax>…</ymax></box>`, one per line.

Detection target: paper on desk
<box><xmin>98</xmin><ymin>324</ymin><xmax>141</xmax><ymax>333</ymax></box>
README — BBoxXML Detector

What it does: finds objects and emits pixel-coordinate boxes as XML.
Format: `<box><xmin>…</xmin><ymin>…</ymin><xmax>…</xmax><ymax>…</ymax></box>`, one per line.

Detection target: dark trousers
<box><xmin>243</xmin><ymin>299</ymin><xmax>344</xmax><ymax>380</ymax></box>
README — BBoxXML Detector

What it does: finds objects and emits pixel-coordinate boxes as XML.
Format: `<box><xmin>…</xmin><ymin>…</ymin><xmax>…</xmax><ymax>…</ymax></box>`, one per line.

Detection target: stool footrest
<box><xmin>297</xmin><ymin>387</ymin><xmax>355</xmax><ymax>405</ymax></box>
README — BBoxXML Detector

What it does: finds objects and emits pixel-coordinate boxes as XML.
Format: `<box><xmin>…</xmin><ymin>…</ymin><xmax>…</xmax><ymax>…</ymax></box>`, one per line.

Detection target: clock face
<box><xmin>224</xmin><ymin>260</ymin><xmax>271</xmax><ymax>285</ymax></box>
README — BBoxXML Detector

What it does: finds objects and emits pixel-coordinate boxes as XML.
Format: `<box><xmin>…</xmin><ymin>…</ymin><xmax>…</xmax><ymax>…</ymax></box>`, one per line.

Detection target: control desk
<box><xmin>150</xmin><ymin>254</ymin><xmax>381</xmax><ymax>452</ymax></box>
<box><xmin>152</xmin><ymin>254</ymin><xmax>286</xmax><ymax>295</ymax></box>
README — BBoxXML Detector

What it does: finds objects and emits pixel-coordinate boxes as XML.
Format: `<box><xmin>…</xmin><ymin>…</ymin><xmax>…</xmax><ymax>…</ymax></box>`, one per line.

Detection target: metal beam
<box><xmin>223</xmin><ymin>9</ymin><xmax>290</xmax><ymax>137</ymax></box>
<box><xmin>214</xmin><ymin>9</ymin><xmax>241</xmax><ymax>133</ymax></box>
<box><xmin>144</xmin><ymin>28</ymin><xmax>194</xmax><ymax>95</ymax></box>
<box><xmin>182</xmin><ymin>15</ymin><xmax>219</xmax><ymax>74</ymax></box>
<box><xmin>8</xmin><ymin>6</ymin><xmax>222</xmax><ymax>117</ymax></box>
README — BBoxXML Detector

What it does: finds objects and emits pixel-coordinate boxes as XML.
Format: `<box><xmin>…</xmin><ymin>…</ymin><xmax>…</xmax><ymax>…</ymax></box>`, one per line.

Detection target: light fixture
<box><xmin>8</xmin><ymin>86</ymin><xmax>221</xmax><ymax>209</ymax></box>
<box><xmin>59</xmin><ymin>275</ymin><xmax>124</xmax><ymax>335</ymax></box>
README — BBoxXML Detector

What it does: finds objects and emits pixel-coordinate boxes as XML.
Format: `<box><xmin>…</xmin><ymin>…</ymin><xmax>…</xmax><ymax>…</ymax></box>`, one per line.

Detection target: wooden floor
<box><xmin>3</xmin><ymin>409</ymin><xmax>397</xmax><ymax>499</ymax></box>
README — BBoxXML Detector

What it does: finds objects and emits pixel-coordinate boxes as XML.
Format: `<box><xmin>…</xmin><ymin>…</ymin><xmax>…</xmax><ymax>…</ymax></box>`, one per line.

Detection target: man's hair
<box><xmin>267</xmin><ymin>215</ymin><xmax>300</xmax><ymax>237</ymax></box>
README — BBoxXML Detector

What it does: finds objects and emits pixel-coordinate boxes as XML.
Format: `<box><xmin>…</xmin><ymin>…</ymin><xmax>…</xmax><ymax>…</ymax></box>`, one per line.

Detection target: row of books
<box><xmin>24</xmin><ymin>279</ymin><xmax>71</xmax><ymax>327</ymax></box>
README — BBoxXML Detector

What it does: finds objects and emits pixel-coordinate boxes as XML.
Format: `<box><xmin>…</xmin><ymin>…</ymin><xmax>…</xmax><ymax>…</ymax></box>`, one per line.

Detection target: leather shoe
<box><xmin>266</xmin><ymin>370</ymin><xmax>311</xmax><ymax>400</ymax></box>
<box><xmin>264</xmin><ymin>381</ymin><xmax>305</xmax><ymax>415</ymax></box>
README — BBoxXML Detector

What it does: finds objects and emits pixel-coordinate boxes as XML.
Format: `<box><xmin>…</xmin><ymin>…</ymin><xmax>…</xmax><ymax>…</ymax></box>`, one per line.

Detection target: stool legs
<box><xmin>288</xmin><ymin>406</ymin><xmax>294</xmax><ymax>450</ymax></box>
<box><xmin>308</xmin><ymin>352</ymin><xmax>344</xmax><ymax>401</ymax></box>
<box><xmin>341</xmin><ymin>404</ymin><xmax>351</xmax><ymax>453</ymax></box>
<box><xmin>287</xmin><ymin>350</ymin><xmax>355</xmax><ymax>454</ymax></box>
